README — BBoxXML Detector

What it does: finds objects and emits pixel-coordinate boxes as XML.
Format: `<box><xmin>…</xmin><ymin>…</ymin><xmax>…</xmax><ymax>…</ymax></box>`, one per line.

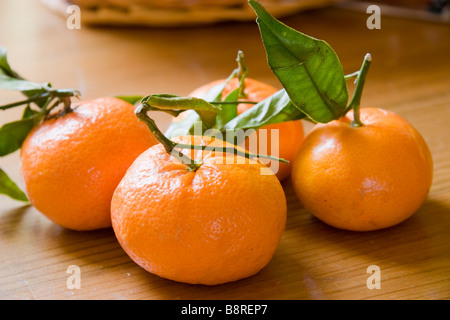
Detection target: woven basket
<box><xmin>41</xmin><ymin>0</ymin><xmax>343</xmax><ymax>27</ymax></box>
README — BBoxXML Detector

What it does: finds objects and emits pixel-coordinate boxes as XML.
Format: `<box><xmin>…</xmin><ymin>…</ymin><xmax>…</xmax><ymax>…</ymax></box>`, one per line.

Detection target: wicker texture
<box><xmin>41</xmin><ymin>0</ymin><xmax>343</xmax><ymax>26</ymax></box>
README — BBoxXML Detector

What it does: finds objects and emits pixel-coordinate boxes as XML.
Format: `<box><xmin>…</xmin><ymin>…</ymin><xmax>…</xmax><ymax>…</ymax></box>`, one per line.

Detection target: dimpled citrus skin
<box><xmin>189</xmin><ymin>78</ymin><xmax>304</xmax><ymax>181</ymax></box>
<box><xmin>111</xmin><ymin>135</ymin><xmax>287</xmax><ymax>285</ymax></box>
<box><xmin>291</xmin><ymin>108</ymin><xmax>433</xmax><ymax>231</ymax></box>
<box><xmin>20</xmin><ymin>97</ymin><xmax>157</xmax><ymax>231</ymax></box>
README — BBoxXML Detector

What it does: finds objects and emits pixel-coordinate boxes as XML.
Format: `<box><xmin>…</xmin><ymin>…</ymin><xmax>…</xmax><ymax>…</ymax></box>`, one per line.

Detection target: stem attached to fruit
<box><xmin>175</xmin><ymin>143</ymin><xmax>289</xmax><ymax>164</ymax></box>
<box><xmin>135</xmin><ymin>49</ymin><xmax>287</xmax><ymax>170</ymax></box>
<box><xmin>235</xmin><ymin>50</ymin><xmax>247</xmax><ymax>79</ymax></box>
<box><xmin>347</xmin><ymin>53</ymin><xmax>372</xmax><ymax>128</ymax></box>
<box><xmin>135</xmin><ymin>101</ymin><xmax>289</xmax><ymax>171</ymax></box>
<box><xmin>135</xmin><ymin>103</ymin><xmax>201</xmax><ymax>171</ymax></box>
<box><xmin>0</xmin><ymin>87</ymin><xmax>80</xmax><ymax>115</ymax></box>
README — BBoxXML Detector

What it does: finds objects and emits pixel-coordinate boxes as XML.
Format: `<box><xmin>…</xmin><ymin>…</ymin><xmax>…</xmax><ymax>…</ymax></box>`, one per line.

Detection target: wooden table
<box><xmin>1</xmin><ymin>0</ymin><xmax>449</xmax><ymax>300</ymax></box>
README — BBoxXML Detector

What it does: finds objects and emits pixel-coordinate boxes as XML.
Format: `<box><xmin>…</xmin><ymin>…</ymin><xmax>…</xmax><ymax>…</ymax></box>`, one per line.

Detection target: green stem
<box><xmin>235</xmin><ymin>50</ymin><xmax>248</xmax><ymax>80</ymax></box>
<box><xmin>209</xmin><ymin>100</ymin><xmax>257</xmax><ymax>105</ymax></box>
<box><xmin>0</xmin><ymin>93</ymin><xmax>50</xmax><ymax>110</ymax></box>
<box><xmin>134</xmin><ymin>50</ymin><xmax>287</xmax><ymax>170</ymax></box>
<box><xmin>174</xmin><ymin>143</ymin><xmax>289</xmax><ymax>164</ymax></box>
<box><xmin>347</xmin><ymin>53</ymin><xmax>372</xmax><ymax>127</ymax></box>
<box><xmin>0</xmin><ymin>88</ymin><xmax>79</xmax><ymax>113</ymax></box>
<box><xmin>135</xmin><ymin>103</ymin><xmax>201</xmax><ymax>171</ymax></box>
<box><xmin>235</xmin><ymin>50</ymin><xmax>248</xmax><ymax>99</ymax></box>
<box><xmin>344</xmin><ymin>71</ymin><xmax>360</xmax><ymax>80</ymax></box>
<box><xmin>61</xmin><ymin>97</ymin><xmax>73</xmax><ymax>116</ymax></box>
<box><xmin>136</xmin><ymin>99</ymin><xmax>289</xmax><ymax>171</ymax></box>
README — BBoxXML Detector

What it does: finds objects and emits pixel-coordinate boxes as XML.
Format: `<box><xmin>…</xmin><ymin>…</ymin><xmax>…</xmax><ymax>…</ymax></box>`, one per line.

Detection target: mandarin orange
<box><xmin>111</xmin><ymin>135</ymin><xmax>287</xmax><ymax>285</ymax></box>
<box><xmin>291</xmin><ymin>107</ymin><xmax>433</xmax><ymax>231</ymax></box>
<box><xmin>20</xmin><ymin>97</ymin><xmax>157</xmax><ymax>231</ymax></box>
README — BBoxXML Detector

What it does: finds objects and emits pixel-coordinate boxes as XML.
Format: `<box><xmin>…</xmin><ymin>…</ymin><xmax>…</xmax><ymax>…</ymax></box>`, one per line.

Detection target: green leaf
<box><xmin>0</xmin><ymin>168</ymin><xmax>28</xmax><ymax>202</ymax></box>
<box><xmin>215</xmin><ymin>87</ymin><xmax>240</xmax><ymax>129</ymax></box>
<box><xmin>0</xmin><ymin>48</ymin><xmax>66</xmax><ymax>109</ymax></box>
<box><xmin>0</xmin><ymin>118</ymin><xmax>35</xmax><ymax>156</ymax></box>
<box><xmin>0</xmin><ymin>47</ymin><xmax>22</xmax><ymax>79</ymax></box>
<box><xmin>115</xmin><ymin>95</ymin><xmax>143</xmax><ymax>105</ymax></box>
<box><xmin>0</xmin><ymin>47</ymin><xmax>46</xmax><ymax>93</ymax></box>
<box><xmin>22</xmin><ymin>105</ymin><xmax>39</xmax><ymax>119</ymax></box>
<box><xmin>141</xmin><ymin>94</ymin><xmax>220</xmax><ymax>128</ymax></box>
<box><xmin>222</xmin><ymin>89</ymin><xmax>305</xmax><ymax>131</ymax></box>
<box><xmin>165</xmin><ymin>110</ymin><xmax>204</xmax><ymax>138</ymax></box>
<box><xmin>249</xmin><ymin>0</ymin><xmax>348</xmax><ymax>123</ymax></box>
<box><xmin>0</xmin><ymin>74</ymin><xmax>44</xmax><ymax>91</ymax></box>
<box><xmin>201</xmin><ymin>81</ymin><xmax>228</xmax><ymax>102</ymax></box>
<box><xmin>164</xmin><ymin>73</ymin><xmax>243</xmax><ymax>138</ymax></box>
<box><xmin>1</xmin><ymin>47</ymin><xmax>48</xmax><ymax>109</ymax></box>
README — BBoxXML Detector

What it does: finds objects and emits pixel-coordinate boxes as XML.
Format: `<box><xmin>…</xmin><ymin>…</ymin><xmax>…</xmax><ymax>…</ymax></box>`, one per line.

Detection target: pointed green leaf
<box><xmin>165</xmin><ymin>110</ymin><xmax>205</xmax><ymax>138</ymax></box>
<box><xmin>215</xmin><ymin>87</ymin><xmax>240</xmax><ymax>129</ymax></box>
<box><xmin>249</xmin><ymin>0</ymin><xmax>348</xmax><ymax>123</ymax></box>
<box><xmin>165</xmin><ymin>73</ymin><xmax>244</xmax><ymax>138</ymax></box>
<box><xmin>223</xmin><ymin>88</ymin><xmax>305</xmax><ymax>131</ymax></box>
<box><xmin>0</xmin><ymin>75</ymin><xmax>44</xmax><ymax>91</ymax></box>
<box><xmin>0</xmin><ymin>168</ymin><xmax>28</xmax><ymax>202</ymax></box>
<box><xmin>0</xmin><ymin>118</ymin><xmax>35</xmax><ymax>156</ymax></box>
<box><xmin>115</xmin><ymin>95</ymin><xmax>143</xmax><ymax>105</ymax></box>
<box><xmin>141</xmin><ymin>94</ymin><xmax>220</xmax><ymax>129</ymax></box>
<box><xmin>22</xmin><ymin>105</ymin><xmax>39</xmax><ymax>119</ymax></box>
<box><xmin>0</xmin><ymin>47</ymin><xmax>44</xmax><ymax>92</ymax></box>
<box><xmin>0</xmin><ymin>47</ymin><xmax>22</xmax><ymax>79</ymax></box>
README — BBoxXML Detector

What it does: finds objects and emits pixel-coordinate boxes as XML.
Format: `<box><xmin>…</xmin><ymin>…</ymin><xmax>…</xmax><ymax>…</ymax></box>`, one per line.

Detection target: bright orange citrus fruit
<box><xmin>111</xmin><ymin>135</ymin><xmax>287</xmax><ymax>285</ymax></box>
<box><xmin>189</xmin><ymin>77</ymin><xmax>304</xmax><ymax>181</ymax></box>
<box><xmin>291</xmin><ymin>107</ymin><xmax>433</xmax><ymax>231</ymax></box>
<box><xmin>20</xmin><ymin>97</ymin><xmax>157</xmax><ymax>231</ymax></box>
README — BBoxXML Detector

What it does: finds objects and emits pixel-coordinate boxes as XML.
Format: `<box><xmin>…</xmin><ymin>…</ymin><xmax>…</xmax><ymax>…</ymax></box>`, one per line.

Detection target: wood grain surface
<box><xmin>0</xmin><ymin>0</ymin><xmax>449</xmax><ymax>300</ymax></box>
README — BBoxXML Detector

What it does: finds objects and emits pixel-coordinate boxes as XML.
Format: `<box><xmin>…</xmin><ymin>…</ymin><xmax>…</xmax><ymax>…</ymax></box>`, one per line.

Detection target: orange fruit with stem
<box><xmin>20</xmin><ymin>97</ymin><xmax>157</xmax><ymax>231</ymax></box>
<box><xmin>291</xmin><ymin>108</ymin><xmax>433</xmax><ymax>231</ymax></box>
<box><xmin>189</xmin><ymin>77</ymin><xmax>304</xmax><ymax>181</ymax></box>
<box><xmin>290</xmin><ymin>54</ymin><xmax>433</xmax><ymax>231</ymax></box>
<box><xmin>111</xmin><ymin>104</ymin><xmax>287</xmax><ymax>285</ymax></box>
